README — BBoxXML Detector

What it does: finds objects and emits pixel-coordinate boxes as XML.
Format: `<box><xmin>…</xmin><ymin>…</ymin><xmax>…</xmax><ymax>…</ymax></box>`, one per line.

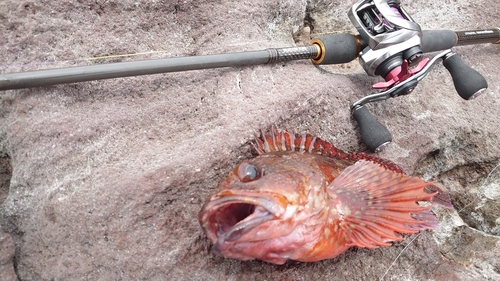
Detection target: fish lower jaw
<box><xmin>211</xmin><ymin>206</ymin><xmax>276</xmax><ymax>259</ymax></box>
<box><xmin>216</xmin><ymin>206</ymin><xmax>275</xmax><ymax>242</ymax></box>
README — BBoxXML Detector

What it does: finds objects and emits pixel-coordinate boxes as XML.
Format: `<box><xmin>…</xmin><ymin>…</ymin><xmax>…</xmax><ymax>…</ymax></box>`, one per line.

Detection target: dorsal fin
<box><xmin>253</xmin><ymin>128</ymin><xmax>350</xmax><ymax>160</ymax></box>
<box><xmin>252</xmin><ymin>128</ymin><xmax>404</xmax><ymax>174</ymax></box>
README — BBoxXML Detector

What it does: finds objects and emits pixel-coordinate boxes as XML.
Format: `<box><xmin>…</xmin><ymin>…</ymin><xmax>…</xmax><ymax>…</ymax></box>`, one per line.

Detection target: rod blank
<box><xmin>0</xmin><ymin>45</ymin><xmax>319</xmax><ymax>91</ymax></box>
<box><xmin>0</xmin><ymin>50</ymin><xmax>272</xmax><ymax>90</ymax></box>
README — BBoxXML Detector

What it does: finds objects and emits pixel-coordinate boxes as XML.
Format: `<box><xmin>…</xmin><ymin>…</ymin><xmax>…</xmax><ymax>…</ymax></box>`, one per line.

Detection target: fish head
<box><xmin>199</xmin><ymin>152</ymin><xmax>330</xmax><ymax>264</ymax></box>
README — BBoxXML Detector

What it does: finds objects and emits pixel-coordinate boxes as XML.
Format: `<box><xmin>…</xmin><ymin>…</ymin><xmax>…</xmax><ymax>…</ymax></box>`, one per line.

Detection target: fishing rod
<box><xmin>1</xmin><ymin>0</ymin><xmax>499</xmax><ymax>152</ymax></box>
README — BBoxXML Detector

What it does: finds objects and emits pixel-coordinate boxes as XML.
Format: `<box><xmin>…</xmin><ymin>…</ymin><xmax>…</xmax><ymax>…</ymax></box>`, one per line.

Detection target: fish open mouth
<box><xmin>200</xmin><ymin>195</ymin><xmax>286</xmax><ymax>243</ymax></box>
<box><xmin>212</xmin><ymin>203</ymin><xmax>256</xmax><ymax>238</ymax></box>
<box><xmin>212</xmin><ymin>203</ymin><xmax>274</xmax><ymax>242</ymax></box>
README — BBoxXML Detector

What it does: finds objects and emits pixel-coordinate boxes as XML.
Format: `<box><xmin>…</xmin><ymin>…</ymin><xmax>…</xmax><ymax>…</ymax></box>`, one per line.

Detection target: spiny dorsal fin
<box><xmin>252</xmin><ymin>128</ymin><xmax>403</xmax><ymax>173</ymax></box>
<box><xmin>253</xmin><ymin>128</ymin><xmax>350</xmax><ymax>160</ymax></box>
<box><xmin>329</xmin><ymin>160</ymin><xmax>438</xmax><ymax>249</ymax></box>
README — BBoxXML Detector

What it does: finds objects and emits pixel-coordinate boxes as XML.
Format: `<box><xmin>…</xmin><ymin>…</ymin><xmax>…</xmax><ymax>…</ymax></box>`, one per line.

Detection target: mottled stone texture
<box><xmin>0</xmin><ymin>0</ymin><xmax>499</xmax><ymax>280</ymax></box>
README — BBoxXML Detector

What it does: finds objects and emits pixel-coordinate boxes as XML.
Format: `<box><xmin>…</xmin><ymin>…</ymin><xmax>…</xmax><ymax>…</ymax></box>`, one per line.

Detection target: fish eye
<box><xmin>235</xmin><ymin>162</ymin><xmax>261</xmax><ymax>183</ymax></box>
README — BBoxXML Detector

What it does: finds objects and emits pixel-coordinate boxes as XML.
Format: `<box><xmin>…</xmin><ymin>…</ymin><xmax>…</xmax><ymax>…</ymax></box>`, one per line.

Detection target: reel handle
<box><xmin>443</xmin><ymin>53</ymin><xmax>488</xmax><ymax>100</ymax></box>
<box><xmin>352</xmin><ymin>105</ymin><xmax>392</xmax><ymax>152</ymax></box>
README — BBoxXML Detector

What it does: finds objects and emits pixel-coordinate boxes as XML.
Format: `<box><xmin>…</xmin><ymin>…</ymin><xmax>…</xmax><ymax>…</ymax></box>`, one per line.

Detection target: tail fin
<box><xmin>329</xmin><ymin>160</ymin><xmax>438</xmax><ymax>249</ymax></box>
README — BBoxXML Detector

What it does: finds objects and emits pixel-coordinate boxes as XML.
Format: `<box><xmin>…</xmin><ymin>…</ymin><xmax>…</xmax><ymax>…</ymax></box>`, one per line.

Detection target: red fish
<box><xmin>199</xmin><ymin>129</ymin><xmax>450</xmax><ymax>264</ymax></box>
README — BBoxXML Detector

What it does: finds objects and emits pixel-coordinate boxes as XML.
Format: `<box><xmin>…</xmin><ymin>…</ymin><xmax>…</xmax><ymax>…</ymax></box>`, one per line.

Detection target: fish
<box><xmin>198</xmin><ymin>129</ymin><xmax>451</xmax><ymax>265</ymax></box>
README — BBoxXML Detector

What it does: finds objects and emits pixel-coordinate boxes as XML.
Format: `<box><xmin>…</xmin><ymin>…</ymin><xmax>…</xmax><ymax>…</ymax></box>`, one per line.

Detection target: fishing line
<box><xmin>379</xmin><ymin>232</ymin><xmax>422</xmax><ymax>281</ymax></box>
<box><xmin>0</xmin><ymin>50</ymin><xmax>173</xmax><ymax>71</ymax></box>
<box><xmin>0</xmin><ymin>32</ymin><xmax>338</xmax><ymax>71</ymax></box>
<box><xmin>84</xmin><ymin>50</ymin><xmax>170</xmax><ymax>60</ymax></box>
<box><xmin>477</xmin><ymin>161</ymin><xmax>500</xmax><ymax>192</ymax></box>
<box><xmin>457</xmin><ymin>160</ymin><xmax>500</xmax><ymax>213</ymax></box>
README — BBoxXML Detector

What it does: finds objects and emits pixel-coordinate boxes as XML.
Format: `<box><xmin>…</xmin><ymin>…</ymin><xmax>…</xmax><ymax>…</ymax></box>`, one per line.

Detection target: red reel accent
<box><xmin>372</xmin><ymin>58</ymin><xmax>429</xmax><ymax>90</ymax></box>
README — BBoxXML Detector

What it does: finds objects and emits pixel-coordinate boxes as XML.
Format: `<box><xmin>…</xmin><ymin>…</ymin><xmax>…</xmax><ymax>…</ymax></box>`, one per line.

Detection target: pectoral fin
<box><xmin>329</xmin><ymin>160</ymin><xmax>439</xmax><ymax>249</ymax></box>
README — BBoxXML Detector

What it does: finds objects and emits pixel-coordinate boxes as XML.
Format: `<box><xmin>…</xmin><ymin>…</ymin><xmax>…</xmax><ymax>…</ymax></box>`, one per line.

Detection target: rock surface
<box><xmin>0</xmin><ymin>0</ymin><xmax>499</xmax><ymax>280</ymax></box>
<box><xmin>0</xmin><ymin>228</ymin><xmax>17</xmax><ymax>281</ymax></box>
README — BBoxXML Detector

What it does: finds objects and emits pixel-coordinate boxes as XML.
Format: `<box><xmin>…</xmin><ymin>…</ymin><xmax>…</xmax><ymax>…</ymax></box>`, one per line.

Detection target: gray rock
<box><xmin>0</xmin><ymin>229</ymin><xmax>17</xmax><ymax>281</ymax></box>
<box><xmin>0</xmin><ymin>0</ymin><xmax>499</xmax><ymax>280</ymax></box>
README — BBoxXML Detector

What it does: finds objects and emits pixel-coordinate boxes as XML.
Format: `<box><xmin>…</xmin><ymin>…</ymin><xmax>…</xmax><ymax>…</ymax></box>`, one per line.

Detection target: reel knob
<box><xmin>352</xmin><ymin>105</ymin><xmax>392</xmax><ymax>152</ymax></box>
<box><xmin>443</xmin><ymin>53</ymin><xmax>488</xmax><ymax>100</ymax></box>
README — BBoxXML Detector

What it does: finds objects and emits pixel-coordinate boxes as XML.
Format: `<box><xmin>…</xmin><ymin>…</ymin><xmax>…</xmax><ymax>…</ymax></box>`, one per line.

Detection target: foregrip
<box><xmin>421</xmin><ymin>28</ymin><xmax>500</xmax><ymax>52</ymax></box>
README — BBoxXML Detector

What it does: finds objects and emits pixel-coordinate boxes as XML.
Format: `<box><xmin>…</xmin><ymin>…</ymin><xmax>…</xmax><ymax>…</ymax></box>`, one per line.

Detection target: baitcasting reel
<box><xmin>347</xmin><ymin>0</ymin><xmax>488</xmax><ymax>152</ymax></box>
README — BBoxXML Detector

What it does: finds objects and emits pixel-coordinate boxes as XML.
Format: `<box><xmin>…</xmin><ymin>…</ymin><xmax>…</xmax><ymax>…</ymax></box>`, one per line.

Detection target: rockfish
<box><xmin>199</xmin><ymin>129</ymin><xmax>450</xmax><ymax>264</ymax></box>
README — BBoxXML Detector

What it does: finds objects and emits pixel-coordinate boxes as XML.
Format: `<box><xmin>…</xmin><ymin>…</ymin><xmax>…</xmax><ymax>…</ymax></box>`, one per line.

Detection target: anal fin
<box><xmin>329</xmin><ymin>160</ymin><xmax>439</xmax><ymax>249</ymax></box>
